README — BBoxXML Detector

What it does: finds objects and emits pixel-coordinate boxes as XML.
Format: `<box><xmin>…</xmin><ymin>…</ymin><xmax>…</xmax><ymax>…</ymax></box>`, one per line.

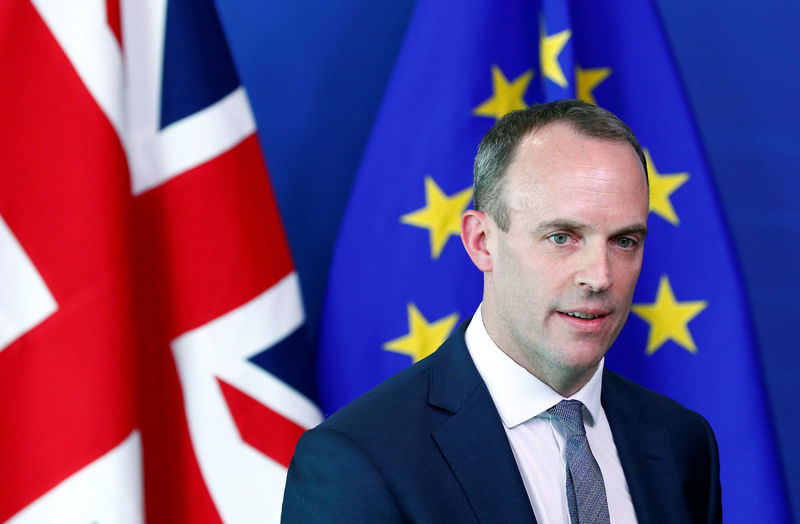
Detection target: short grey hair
<box><xmin>473</xmin><ymin>99</ymin><xmax>647</xmax><ymax>231</ymax></box>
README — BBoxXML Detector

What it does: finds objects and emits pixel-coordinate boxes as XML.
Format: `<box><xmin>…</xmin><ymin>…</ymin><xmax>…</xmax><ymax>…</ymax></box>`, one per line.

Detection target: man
<box><xmin>282</xmin><ymin>100</ymin><xmax>721</xmax><ymax>523</ymax></box>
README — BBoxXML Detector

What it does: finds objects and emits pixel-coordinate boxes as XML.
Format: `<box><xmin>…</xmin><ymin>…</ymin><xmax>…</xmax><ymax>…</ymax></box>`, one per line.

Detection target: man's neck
<box><xmin>501</xmin><ymin>347</ymin><xmax>598</xmax><ymax>397</ymax></box>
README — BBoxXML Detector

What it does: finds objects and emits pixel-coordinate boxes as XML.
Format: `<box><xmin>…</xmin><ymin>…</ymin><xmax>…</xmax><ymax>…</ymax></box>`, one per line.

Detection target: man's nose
<box><xmin>575</xmin><ymin>243</ymin><xmax>613</xmax><ymax>292</ymax></box>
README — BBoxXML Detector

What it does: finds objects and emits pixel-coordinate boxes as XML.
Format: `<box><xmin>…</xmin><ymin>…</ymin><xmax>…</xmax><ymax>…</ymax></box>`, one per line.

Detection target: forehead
<box><xmin>504</xmin><ymin>122</ymin><xmax>649</xmax><ymax>222</ymax></box>
<box><xmin>504</xmin><ymin>123</ymin><xmax>648</xmax><ymax>227</ymax></box>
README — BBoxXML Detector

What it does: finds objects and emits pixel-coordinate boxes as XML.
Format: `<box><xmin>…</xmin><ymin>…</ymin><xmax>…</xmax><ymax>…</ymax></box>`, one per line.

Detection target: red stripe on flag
<box><xmin>132</xmin><ymin>134</ymin><xmax>294</xmax><ymax>340</ymax></box>
<box><xmin>0</xmin><ymin>1</ymin><xmax>132</xmax><ymax>306</ymax></box>
<box><xmin>106</xmin><ymin>0</ymin><xmax>122</xmax><ymax>47</ymax></box>
<box><xmin>139</xmin><ymin>340</ymin><xmax>224</xmax><ymax>524</ymax></box>
<box><xmin>0</xmin><ymin>2</ymin><xmax>139</xmax><ymax>519</ymax></box>
<box><xmin>216</xmin><ymin>378</ymin><xmax>305</xmax><ymax>468</ymax></box>
<box><xmin>0</xmin><ymin>280</ymin><xmax>138</xmax><ymax>521</ymax></box>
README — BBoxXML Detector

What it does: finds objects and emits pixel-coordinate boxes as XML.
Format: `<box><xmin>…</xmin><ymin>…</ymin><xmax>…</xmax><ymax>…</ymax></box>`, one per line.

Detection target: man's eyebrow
<box><xmin>532</xmin><ymin>220</ymin><xmax>588</xmax><ymax>234</ymax></box>
<box><xmin>532</xmin><ymin>220</ymin><xmax>648</xmax><ymax>238</ymax></box>
<box><xmin>616</xmin><ymin>224</ymin><xmax>649</xmax><ymax>238</ymax></box>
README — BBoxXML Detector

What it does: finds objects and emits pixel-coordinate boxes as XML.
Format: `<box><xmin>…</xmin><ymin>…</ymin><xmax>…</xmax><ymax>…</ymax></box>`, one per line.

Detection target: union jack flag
<box><xmin>0</xmin><ymin>0</ymin><xmax>321</xmax><ymax>522</ymax></box>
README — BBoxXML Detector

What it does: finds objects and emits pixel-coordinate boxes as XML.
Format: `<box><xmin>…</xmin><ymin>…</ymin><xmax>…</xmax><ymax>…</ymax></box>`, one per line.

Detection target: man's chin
<box><xmin>555</xmin><ymin>344</ymin><xmax>608</xmax><ymax>374</ymax></box>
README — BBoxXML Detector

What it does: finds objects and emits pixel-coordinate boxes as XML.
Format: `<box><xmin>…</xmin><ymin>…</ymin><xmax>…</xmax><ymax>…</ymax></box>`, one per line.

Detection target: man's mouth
<box><xmin>556</xmin><ymin>307</ymin><xmax>612</xmax><ymax>322</ymax></box>
<box><xmin>562</xmin><ymin>311</ymin><xmax>604</xmax><ymax>320</ymax></box>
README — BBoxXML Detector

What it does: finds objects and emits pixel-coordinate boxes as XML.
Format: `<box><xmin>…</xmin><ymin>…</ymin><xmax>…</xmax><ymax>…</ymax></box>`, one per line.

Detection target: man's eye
<box><xmin>550</xmin><ymin>233</ymin><xmax>570</xmax><ymax>245</ymax></box>
<box><xmin>616</xmin><ymin>237</ymin><xmax>636</xmax><ymax>248</ymax></box>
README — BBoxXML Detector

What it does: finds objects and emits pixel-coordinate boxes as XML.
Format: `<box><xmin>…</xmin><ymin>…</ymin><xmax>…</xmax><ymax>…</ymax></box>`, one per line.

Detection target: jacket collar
<box><xmin>602</xmin><ymin>371</ymin><xmax>690</xmax><ymax>523</ymax></box>
<box><xmin>428</xmin><ymin>320</ymin><xmax>537</xmax><ymax>524</ymax></box>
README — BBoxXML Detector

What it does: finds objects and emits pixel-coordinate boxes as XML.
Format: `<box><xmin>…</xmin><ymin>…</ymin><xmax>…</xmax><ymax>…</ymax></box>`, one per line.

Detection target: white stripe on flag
<box><xmin>0</xmin><ymin>215</ymin><xmax>57</xmax><ymax>352</ymax></box>
<box><xmin>7</xmin><ymin>431</ymin><xmax>144</xmax><ymax>524</ymax></box>
<box><xmin>129</xmin><ymin>86</ymin><xmax>258</xmax><ymax>195</ymax></box>
<box><xmin>120</xmin><ymin>0</ymin><xmax>257</xmax><ymax>196</ymax></box>
<box><xmin>120</xmin><ymin>0</ymin><xmax>167</xmax><ymax>151</ymax></box>
<box><xmin>32</xmin><ymin>0</ymin><xmax>257</xmax><ymax>197</ymax></box>
<box><xmin>172</xmin><ymin>271</ymin><xmax>322</xmax><ymax>524</ymax></box>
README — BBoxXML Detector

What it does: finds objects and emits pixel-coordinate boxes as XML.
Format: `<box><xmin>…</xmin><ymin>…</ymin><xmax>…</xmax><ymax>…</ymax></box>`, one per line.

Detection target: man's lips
<box><xmin>556</xmin><ymin>309</ymin><xmax>612</xmax><ymax>331</ymax></box>
<box><xmin>556</xmin><ymin>308</ymin><xmax>611</xmax><ymax>319</ymax></box>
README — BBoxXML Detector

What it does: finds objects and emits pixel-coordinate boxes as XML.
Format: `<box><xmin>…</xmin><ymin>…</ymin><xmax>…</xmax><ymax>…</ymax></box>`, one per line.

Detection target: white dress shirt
<box><xmin>465</xmin><ymin>305</ymin><xmax>638</xmax><ymax>524</ymax></box>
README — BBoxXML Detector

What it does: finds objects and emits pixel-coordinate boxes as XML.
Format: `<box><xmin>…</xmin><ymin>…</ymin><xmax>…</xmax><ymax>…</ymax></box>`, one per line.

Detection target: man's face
<box><xmin>482</xmin><ymin>122</ymin><xmax>649</xmax><ymax>391</ymax></box>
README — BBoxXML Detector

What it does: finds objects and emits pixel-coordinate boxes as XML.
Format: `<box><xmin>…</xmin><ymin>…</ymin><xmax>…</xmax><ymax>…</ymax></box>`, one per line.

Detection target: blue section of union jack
<box><xmin>160</xmin><ymin>0</ymin><xmax>240</xmax><ymax>128</ymax></box>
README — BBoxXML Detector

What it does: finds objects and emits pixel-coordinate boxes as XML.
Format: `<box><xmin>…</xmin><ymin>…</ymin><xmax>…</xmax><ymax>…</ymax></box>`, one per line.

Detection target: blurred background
<box><xmin>216</xmin><ymin>0</ymin><xmax>800</xmax><ymax>518</ymax></box>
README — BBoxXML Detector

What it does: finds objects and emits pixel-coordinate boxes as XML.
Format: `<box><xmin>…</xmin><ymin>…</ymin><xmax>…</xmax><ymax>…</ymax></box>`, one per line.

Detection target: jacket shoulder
<box><xmin>603</xmin><ymin>369</ymin><xmax>711</xmax><ymax>427</ymax></box>
<box><xmin>317</xmin><ymin>353</ymin><xmax>436</xmax><ymax>435</ymax></box>
<box><xmin>602</xmin><ymin>370</ymin><xmax>721</xmax><ymax>523</ymax></box>
<box><xmin>317</xmin><ymin>318</ymin><xmax>477</xmax><ymax>437</ymax></box>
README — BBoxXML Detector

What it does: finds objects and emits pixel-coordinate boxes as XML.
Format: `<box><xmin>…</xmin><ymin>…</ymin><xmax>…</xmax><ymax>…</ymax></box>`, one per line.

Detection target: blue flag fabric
<box><xmin>319</xmin><ymin>0</ymin><xmax>789</xmax><ymax>520</ymax></box>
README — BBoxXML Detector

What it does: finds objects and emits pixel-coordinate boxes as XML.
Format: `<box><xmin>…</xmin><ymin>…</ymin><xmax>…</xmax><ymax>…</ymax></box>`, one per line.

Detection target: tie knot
<box><xmin>547</xmin><ymin>399</ymin><xmax>586</xmax><ymax>436</ymax></box>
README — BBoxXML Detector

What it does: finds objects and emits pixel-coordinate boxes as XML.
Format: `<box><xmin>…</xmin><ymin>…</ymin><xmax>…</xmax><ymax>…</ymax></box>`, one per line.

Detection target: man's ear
<box><xmin>461</xmin><ymin>210</ymin><xmax>493</xmax><ymax>272</ymax></box>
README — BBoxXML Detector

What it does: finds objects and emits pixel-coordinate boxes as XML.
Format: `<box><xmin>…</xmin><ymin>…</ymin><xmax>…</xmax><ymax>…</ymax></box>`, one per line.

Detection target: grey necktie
<box><xmin>547</xmin><ymin>399</ymin><xmax>611</xmax><ymax>524</ymax></box>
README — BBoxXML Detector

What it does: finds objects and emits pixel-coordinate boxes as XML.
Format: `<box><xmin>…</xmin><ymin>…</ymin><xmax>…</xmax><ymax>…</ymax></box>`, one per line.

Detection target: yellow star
<box><xmin>401</xmin><ymin>176</ymin><xmax>473</xmax><ymax>259</ymax></box>
<box><xmin>645</xmin><ymin>149</ymin><xmax>689</xmax><ymax>226</ymax></box>
<box><xmin>384</xmin><ymin>304</ymin><xmax>459</xmax><ymax>363</ymax></box>
<box><xmin>575</xmin><ymin>65</ymin><xmax>611</xmax><ymax>105</ymax></box>
<box><xmin>540</xmin><ymin>26</ymin><xmax>571</xmax><ymax>87</ymax></box>
<box><xmin>472</xmin><ymin>65</ymin><xmax>533</xmax><ymax>121</ymax></box>
<box><xmin>632</xmin><ymin>275</ymin><xmax>708</xmax><ymax>355</ymax></box>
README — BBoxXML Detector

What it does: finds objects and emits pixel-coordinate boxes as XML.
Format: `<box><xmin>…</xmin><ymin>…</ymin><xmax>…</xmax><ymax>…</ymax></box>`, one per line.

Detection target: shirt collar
<box><xmin>465</xmin><ymin>304</ymin><xmax>604</xmax><ymax>429</ymax></box>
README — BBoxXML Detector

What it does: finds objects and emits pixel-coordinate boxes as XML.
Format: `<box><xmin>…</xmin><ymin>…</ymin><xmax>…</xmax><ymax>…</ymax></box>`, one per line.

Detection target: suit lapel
<box><xmin>602</xmin><ymin>372</ymin><xmax>689</xmax><ymax>523</ymax></box>
<box><xmin>428</xmin><ymin>322</ymin><xmax>536</xmax><ymax>524</ymax></box>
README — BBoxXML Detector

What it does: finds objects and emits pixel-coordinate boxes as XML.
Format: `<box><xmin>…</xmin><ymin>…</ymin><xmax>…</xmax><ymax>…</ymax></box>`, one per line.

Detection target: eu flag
<box><xmin>319</xmin><ymin>0</ymin><xmax>789</xmax><ymax>520</ymax></box>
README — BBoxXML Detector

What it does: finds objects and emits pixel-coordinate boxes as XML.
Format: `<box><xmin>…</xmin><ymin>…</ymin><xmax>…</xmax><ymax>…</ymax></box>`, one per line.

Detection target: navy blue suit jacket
<box><xmin>283</xmin><ymin>321</ymin><xmax>721</xmax><ymax>523</ymax></box>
